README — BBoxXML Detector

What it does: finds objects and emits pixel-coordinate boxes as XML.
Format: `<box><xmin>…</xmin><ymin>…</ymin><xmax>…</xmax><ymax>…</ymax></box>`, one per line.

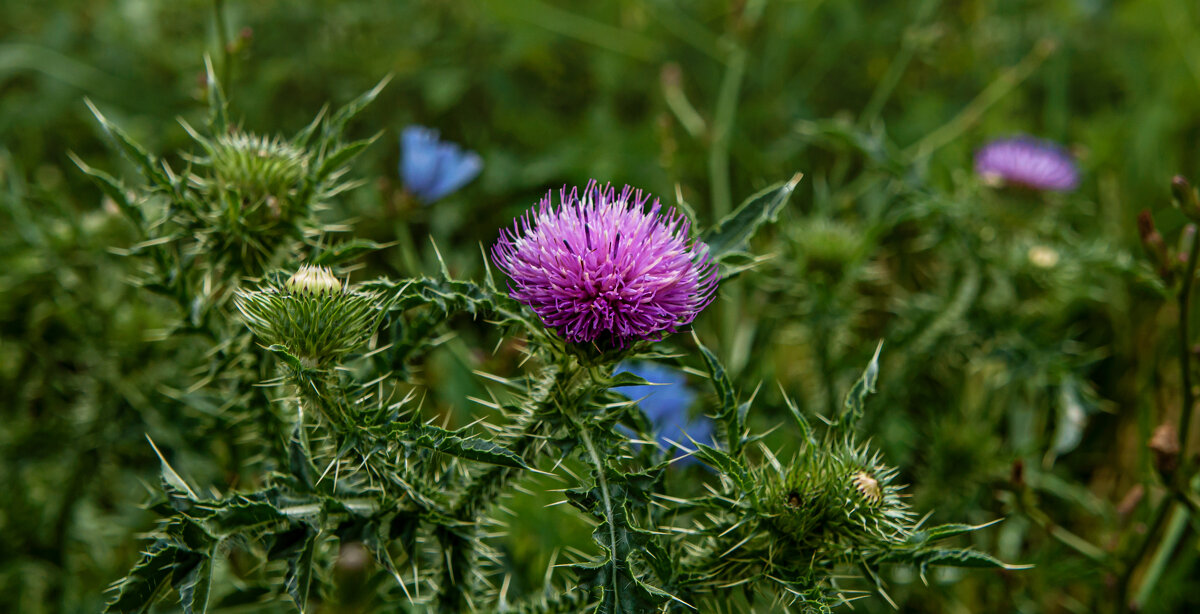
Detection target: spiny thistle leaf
<box><xmin>404</xmin><ymin>422</ymin><xmax>529</xmax><ymax>468</ymax></box>
<box><xmin>327</xmin><ymin>74</ymin><xmax>392</xmax><ymax>137</ymax></box>
<box><xmin>175</xmin><ymin>551</ymin><xmax>212</xmax><ymax>614</ymax></box>
<box><xmin>283</xmin><ymin>528</ymin><xmax>318</xmax><ymax>612</ymax></box>
<box><xmin>104</xmin><ymin>543</ymin><xmax>180</xmax><ymax>613</ymax></box>
<box><xmin>85</xmin><ymin>98</ymin><xmax>171</xmax><ymax>189</ymax></box>
<box><xmin>692</xmin><ymin>443</ymin><xmax>754</xmax><ymax>495</ymax></box>
<box><xmin>833</xmin><ymin>341</ymin><xmax>882</xmax><ymax>433</ymax></box>
<box><xmin>203</xmin><ymin>55</ymin><xmax>228</xmax><ymax>133</ymax></box>
<box><xmin>68</xmin><ymin>151</ymin><xmax>142</xmax><ymax>226</ymax></box>
<box><xmin>908</xmin><ymin>548</ymin><xmax>1033</xmax><ymax>572</ymax></box>
<box><xmin>911</xmin><ymin>519</ymin><xmax>1005</xmax><ymax>545</ymax></box>
<box><xmin>692</xmin><ymin>332</ymin><xmax>744</xmax><ymax>455</ymax></box>
<box><xmin>701</xmin><ymin>172</ymin><xmax>803</xmax><ymax>266</ymax></box>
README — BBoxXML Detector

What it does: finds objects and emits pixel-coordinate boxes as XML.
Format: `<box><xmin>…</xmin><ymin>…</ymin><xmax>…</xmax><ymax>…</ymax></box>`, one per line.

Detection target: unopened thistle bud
<box><xmin>235</xmin><ymin>267</ymin><xmax>382</xmax><ymax>368</ymax></box>
<box><xmin>206</xmin><ymin>132</ymin><xmax>311</xmax><ymax>222</ymax></box>
<box><xmin>1179</xmin><ymin>224</ymin><xmax>1197</xmax><ymax>267</ymax></box>
<box><xmin>1171</xmin><ymin>175</ymin><xmax>1200</xmax><ymax>222</ymax></box>
<box><xmin>1148</xmin><ymin>422</ymin><xmax>1180</xmax><ymax>477</ymax></box>
<box><xmin>758</xmin><ymin>442</ymin><xmax>911</xmax><ymax>549</ymax></box>
<box><xmin>1137</xmin><ymin>210</ymin><xmax>1172</xmax><ymax>281</ymax></box>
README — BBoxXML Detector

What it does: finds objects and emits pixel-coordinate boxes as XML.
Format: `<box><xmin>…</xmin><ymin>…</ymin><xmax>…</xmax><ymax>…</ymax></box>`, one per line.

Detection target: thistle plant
<box><xmin>74</xmin><ymin>59</ymin><xmax>389</xmax><ymax>331</ymax></box>
<box><xmin>81</xmin><ymin>63</ymin><xmax>1019</xmax><ymax>614</ymax></box>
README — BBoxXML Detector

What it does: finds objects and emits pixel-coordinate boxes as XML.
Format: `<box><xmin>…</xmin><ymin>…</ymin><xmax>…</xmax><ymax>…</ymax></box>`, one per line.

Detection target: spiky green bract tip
<box><xmin>235</xmin><ymin>268</ymin><xmax>382</xmax><ymax>368</ymax></box>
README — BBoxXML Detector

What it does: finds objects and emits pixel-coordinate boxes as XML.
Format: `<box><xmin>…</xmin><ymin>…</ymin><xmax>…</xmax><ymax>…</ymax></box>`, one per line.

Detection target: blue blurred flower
<box><xmin>613</xmin><ymin>361</ymin><xmax>714</xmax><ymax>465</ymax></box>
<box><xmin>399</xmin><ymin>125</ymin><xmax>482</xmax><ymax>203</ymax></box>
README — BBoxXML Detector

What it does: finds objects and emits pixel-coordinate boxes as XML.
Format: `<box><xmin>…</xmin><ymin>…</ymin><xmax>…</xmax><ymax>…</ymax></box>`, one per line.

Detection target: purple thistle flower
<box><xmin>492</xmin><ymin>180</ymin><xmax>718</xmax><ymax>347</ymax></box>
<box><xmin>613</xmin><ymin>361</ymin><xmax>714</xmax><ymax>465</ymax></box>
<box><xmin>974</xmin><ymin>136</ymin><xmax>1079</xmax><ymax>192</ymax></box>
<box><xmin>400</xmin><ymin>125</ymin><xmax>482</xmax><ymax>203</ymax></box>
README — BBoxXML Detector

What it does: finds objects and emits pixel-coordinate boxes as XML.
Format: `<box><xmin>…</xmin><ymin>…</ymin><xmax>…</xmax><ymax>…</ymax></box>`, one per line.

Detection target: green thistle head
<box><xmin>757</xmin><ymin>438</ymin><xmax>911</xmax><ymax>552</ymax></box>
<box><xmin>790</xmin><ymin>218</ymin><xmax>864</xmax><ymax>279</ymax></box>
<box><xmin>185</xmin><ymin>129</ymin><xmax>322</xmax><ymax>273</ymax></box>
<box><xmin>235</xmin><ymin>265</ymin><xmax>382</xmax><ymax>368</ymax></box>
<box><xmin>204</xmin><ymin>131</ymin><xmax>311</xmax><ymax>223</ymax></box>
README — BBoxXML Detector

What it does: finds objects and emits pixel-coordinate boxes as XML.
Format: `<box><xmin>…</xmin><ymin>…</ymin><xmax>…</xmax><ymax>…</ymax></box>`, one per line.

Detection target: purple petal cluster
<box><xmin>974</xmin><ymin>136</ymin><xmax>1079</xmax><ymax>192</ymax></box>
<box><xmin>614</xmin><ymin>361</ymin><xmax>713</xmax><ymax>465</ymax></box>
<box><xmin>492</xmin><ymin>181</ymin><xmax>718</xmax><ymax>347</ymax></box>
<box><xmin>400</xmin><ymin>125</ymin><xmax>482</xmax><ymax>203</ymax></box>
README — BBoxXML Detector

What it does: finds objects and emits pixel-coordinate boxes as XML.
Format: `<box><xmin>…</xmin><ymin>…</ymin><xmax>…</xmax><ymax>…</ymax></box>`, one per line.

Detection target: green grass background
<box><xmin>3</xmin><ymin>0</ymin><xmax>1199</xmax><ymax>612</ymax></box>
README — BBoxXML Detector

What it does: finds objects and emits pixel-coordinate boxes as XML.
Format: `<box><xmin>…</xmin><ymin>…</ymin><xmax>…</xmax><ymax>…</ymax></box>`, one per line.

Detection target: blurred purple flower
<box><xmin>399</xmin><ymin>125</ymin><xmax>482</xmax><ymax>203</ymax></box>
<box><xmin>614</xmin><ymin>361</ymin><xmax>714</xmax><ymax>464</ymax></box>
<box><xmin>492</xmin><ymin>180</ymin><xmax>718</xmax><ymax>347</ymax></box>
<box><xmin>974</xmin><ymin>136</ymin><xmax>1079</xmax><ymax>192</ymax></box>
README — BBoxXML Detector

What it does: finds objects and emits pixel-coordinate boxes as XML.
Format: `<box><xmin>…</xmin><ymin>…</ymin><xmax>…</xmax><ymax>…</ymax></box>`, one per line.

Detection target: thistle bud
<box><xmin>236</xmin><ymin>267</ymin><xmax>382</xmax><ymax>368</ymax></box>
<box><xmin>1178</xmin><ymin>224</ymin><xmax>1197</xmax><ymax>267</ymax></box>
<box><xmin>286</xmin><ymin>265</ymin><xmax>342</xmax><ymax>296</ymax></box>
<box><xmin>758</xmin><ymin>442</ymin><xmax>911</xmax><ymax>549</ymax></box>
<box><xmin>1171</xmin><ymin>175</ymin><xmax>1200</xmax><ymax>222</ymax></box>
<box><xmin>334</xmin><ymin>541</ymin><xmax>372</xmax><ymax>605</ymax></box>
<box><xmin>1148</xmin><ymin>422</ymin><xmax>1179</xmax><ymax>477</ymax></box>
<box><xmin>1137</xmin><ymin>210</ymin><xmax>1172</xmax><ymax>281</ymax></box>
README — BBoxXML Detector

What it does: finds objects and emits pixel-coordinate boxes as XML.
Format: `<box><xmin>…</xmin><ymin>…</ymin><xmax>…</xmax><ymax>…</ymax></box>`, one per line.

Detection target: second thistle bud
<box><xmin>1138</xmin><ymin>210</ymin><xmax>1172</xmax><ymax>282</ymax></box>
<box><xmin>1172</xmin><ymin>175</ymin><xmax>1200</xmax><ymax>222</ymax></box>
<box><xmin>236</xmin><ymin>266</ymin><xmax>383</xmax><ymax>368</ymax></box>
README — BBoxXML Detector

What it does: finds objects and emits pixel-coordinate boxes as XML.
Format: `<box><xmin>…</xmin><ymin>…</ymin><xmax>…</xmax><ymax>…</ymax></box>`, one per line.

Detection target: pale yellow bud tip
<box><xmin>852</xmin><ymin>471</ymin><xmax>882</xmax><ymax>506</ymax></box>
<box><xmin>287</xmin><ymin>265</ymin><xmax>341</xmax><ymax>295</ymax></box>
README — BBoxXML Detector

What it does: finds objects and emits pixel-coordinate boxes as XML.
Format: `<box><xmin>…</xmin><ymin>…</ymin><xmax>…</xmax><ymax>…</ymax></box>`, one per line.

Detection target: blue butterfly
<box><xmin>399</xmin><ymin>125</ymin><xmax>482</xmax><ymax>204</ymax></box>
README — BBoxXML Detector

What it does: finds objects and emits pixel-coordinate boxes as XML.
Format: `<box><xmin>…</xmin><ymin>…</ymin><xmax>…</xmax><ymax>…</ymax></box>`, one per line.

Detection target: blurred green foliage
<box><xmin>4</xmin><ymin>0</ymin><xmax>1200</xmax><ymax>612</ymax></box>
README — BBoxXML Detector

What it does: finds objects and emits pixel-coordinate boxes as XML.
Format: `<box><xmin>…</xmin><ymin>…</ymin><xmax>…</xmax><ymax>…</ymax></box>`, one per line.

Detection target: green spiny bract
<box><xmin>670</xmin><ymin>346</ymin><xmax>1016</xmax><ymax>613</ymax></box>
<box><xmin>758</xmin><ymin>440</ymin><xmax>910</xmax><ymax>552</ymax></box>
<box><xmin>186</xmin><ymin>131</ymin><xmax>314</xmax><ymax>268</ymax></box>
<box><xmin>789</xmin><ymin>217</ymin><xmax>865</xmax><ymax>279</ymax></box>
<box><xmin>235</xmin><ymin>266</ymin><xmax>383</xmax><ymax>369</ymax></box>
<box><xmin>80</xmin><ymin>63</ymin><xmax>386</xmax><ymax>299</ymax></box>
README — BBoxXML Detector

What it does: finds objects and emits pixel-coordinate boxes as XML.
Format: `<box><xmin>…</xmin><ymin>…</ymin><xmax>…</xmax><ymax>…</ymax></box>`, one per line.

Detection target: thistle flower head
<box><xmin>613</xmin><ymin>361</ymin><xmax>713</xmax><ymax>464</ymax></box>
<box><xmin>400</xmin><ymin>125</ymin><xmax>482</xmax><ymax>204</ymax></box>
<box><xmin>492</xmin><ymin>181</ymin><xmax>718</xmax><ymax>347</ymax></box>
<box><xmin>975</xmin><ymin>136</ymin><xmax>1079</xmax><ymax>192</ymax></box>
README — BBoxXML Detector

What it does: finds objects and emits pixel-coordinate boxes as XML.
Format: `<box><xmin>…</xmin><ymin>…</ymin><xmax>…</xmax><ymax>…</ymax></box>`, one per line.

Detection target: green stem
<box><xmin>904</xmin><ymin>38</ymin><xmax>1054</xmax><ymax>160</ymax></box>
<box><xmin>708</xmin><ymin>47</ymin><xmax>745</xmax><ymax>221</ymax></box>
<box><xmin>1131</xmin><ymin>504</ymin><xmax>1189</xmax><ymax>610</ymax></box>
<box><xmin>1025</xmin><ymin>506</ymin><xmax>1110</xmax><ymax>566</ymax></box>
<box><xmin>1177</xmin><ymin>230</ymin><xmax>1199</xmax><ymax>452</ymax></box>
<box><xmin>579</xmin><ymin>427</ymin><xmax>619</xmax><ymax>606</ymax></box>
<box><xmin>710</xmin><ymin>46</ymin><xmax>746</xmax><ymax>364</ymax></box>
<box><xmin>858</xmin><ymin>0</ymin><xmax>940</xmax><ymax>126</ymax></box>
<box><xmin>212</xmin><ymin>0</ymin><xmax>231</xmax><ymax>90</ymax></box>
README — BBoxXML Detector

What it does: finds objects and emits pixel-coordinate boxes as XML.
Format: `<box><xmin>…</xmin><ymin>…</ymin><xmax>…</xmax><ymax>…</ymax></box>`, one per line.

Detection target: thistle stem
<box><xmin>1130</xmin><ymin>503</ymin><xmax>1189</xmax><ymax>610</ymax></box>
<box><xmin>1177</xmin><ymin>230</ymin><xmax>1199</xmax><ymax>453</ymax></box>
<box><xmin>579</xmin><ymin>426</ymin><xmax>620</xmax><ymax>606</ymax></box>
<box><xmin>212</xmin><ymin>0</ymin><xmax>232</xmax><ymax>90</ymax></box>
